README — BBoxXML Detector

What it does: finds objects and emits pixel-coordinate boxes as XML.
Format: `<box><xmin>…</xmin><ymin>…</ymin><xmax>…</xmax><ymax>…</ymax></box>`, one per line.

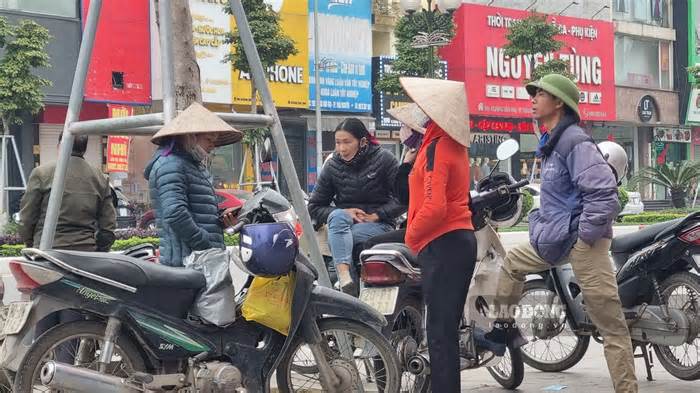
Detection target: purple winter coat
<box><xmin>529</xmin><ymin>122</ymin><xmax>619</xmax><ymax>264</ymax></box>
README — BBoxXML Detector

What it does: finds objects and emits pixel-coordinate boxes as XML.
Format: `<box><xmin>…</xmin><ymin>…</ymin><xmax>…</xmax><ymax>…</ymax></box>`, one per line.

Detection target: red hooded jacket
<box><xmin>406</xmin><ymin>123</ymin><xmax>474</xmax><ymax>253</ymax></box>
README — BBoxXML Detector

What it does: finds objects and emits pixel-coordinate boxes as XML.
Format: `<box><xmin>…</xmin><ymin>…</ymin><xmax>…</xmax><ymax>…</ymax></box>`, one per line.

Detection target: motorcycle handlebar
<box><xmin>226</xmin><ymin>217</ymin><xmax>250</xmax><ymax>235</ymax></box>
<box><xmin>471</xmin><ymin>179</ymin><xmax>530</xmax><ymax>211</ymax></box>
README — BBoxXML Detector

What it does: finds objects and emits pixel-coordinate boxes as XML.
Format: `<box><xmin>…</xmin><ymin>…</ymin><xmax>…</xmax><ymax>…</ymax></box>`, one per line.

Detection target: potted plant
<box><xmin>631</xmin><ymin>161</ymin><xmax>700</xmax><ymax>208</ymax></box>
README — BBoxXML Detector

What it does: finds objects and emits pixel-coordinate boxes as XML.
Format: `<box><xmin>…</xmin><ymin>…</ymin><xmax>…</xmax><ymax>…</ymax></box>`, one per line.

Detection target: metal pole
<box><xmin>10</xmin><ymin>136</ymin><xmax>26</xmax><ymax>188</ymax></box>
<box><xmin>228</xmin><ymin>0</ymin><xmax>331</xmax><ymax>286</ymax></box>
<box><xmin>0</xmin><ymin>128</ymin><xmax>8</xmax><ymax>216</ymax></box>
<box><xmin>158</xmin><ymin>0</ymin><xmax>176</xmax><ymax>122</ymax></box>
<box><xmin>253</xmin><ymin>142</ymin><xmax>262</xmax><ymax>190</ymax></box>
<box><xmin>313</xmin><ymin>0</ymin><xmax>323</xmax><ymax>178</ymax></box>
<box><xmin>39</xmin><ymin>0</ymin><xmax>103</xmax><ymax>250</ymax></box>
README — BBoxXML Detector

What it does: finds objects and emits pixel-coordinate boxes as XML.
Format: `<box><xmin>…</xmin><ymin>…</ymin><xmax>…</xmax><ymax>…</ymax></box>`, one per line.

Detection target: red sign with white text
<box><xmin>82</xmin><ymin>0</ymin><xmax>151</xmax><ymax>104</ymax></box>
<box><xmin>106</xmin><ymin>104</ymin><xmax>134</xmax><ymax>173</ymax></box>
<box><xmin>441</xmin><ymin>4</ymin><xmax>616</xmax><ymax>121</ymax></box>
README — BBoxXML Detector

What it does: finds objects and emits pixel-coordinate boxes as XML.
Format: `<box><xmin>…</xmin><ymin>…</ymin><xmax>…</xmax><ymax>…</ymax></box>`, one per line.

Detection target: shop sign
<box><xmin>469</xmin><ymin>116</ymin><xmax>536</xmax><ymax>134</ymax></box>
<box><xmin>82</xmin><ymin>0</ymin><xmax>151</xmax><ymax>104</ymax></box>
<box><xmin>372</xmin><ymin>57</ymin><xmax>447</xmax><ymax>130</ymax></box>
<box><xmin>471</xmin><ymin>133</ymin><xmax>509</xmax><ymax>145</ymax></box>
<box><xmin>190</xmin><ymin>0</ymin><xmax>233</xmax><ymax>104</ymax></box>
<box><xmin>232</xmin><ymin>1</ymin><xmax>309</xmax><ymax>108</ymax></box>
<box><xmin>638</xmin><ymin>95</ymin><xmax>657</xmax><ymax>123</ymax></box>
<box><xmin>654</xmin><ymin>127</ymin><xmax>692</xmax><ymax>144</ymax></box>
<box><xmin>106</xmin><ymin>104</ymin><xmax>134</xmax><ymax>173</ymax></box>
<box><xmin>441</xmin><ymin>4</ymin><xmax>616</xmax><ymax>121</ymax></box>
<box><xmin>309</xmin><ymin>0</ymin><xmax>372</xmax><ymax>112</ymax></box>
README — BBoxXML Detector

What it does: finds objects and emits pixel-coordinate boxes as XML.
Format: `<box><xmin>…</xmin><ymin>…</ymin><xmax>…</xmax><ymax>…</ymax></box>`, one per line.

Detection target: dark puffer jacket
<box><xmin>144</xmin><ymin>147</ymin><xmax>225</xmax><ymax>267</ymax></box>
<box><xmin>309</xmin><ymin>145</ymin><xmax>404</xmax><ymax>226</ymax></box>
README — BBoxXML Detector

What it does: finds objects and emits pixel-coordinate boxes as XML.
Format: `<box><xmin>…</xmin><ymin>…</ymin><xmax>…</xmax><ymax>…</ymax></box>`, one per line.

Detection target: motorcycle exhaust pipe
<box><xmin>407</xmin><ymin>354</ymin><xmax>430</xmax><ymax>376</ymax></box>
<box><xmin>41</xmin><ymin>361</ymin><xmax>139</xmax><ymax>393</ymax></box>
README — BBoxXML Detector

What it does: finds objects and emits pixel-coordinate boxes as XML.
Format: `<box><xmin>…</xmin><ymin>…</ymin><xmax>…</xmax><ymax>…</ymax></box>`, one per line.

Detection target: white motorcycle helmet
<box><xmin>597</xmin><ymin>141</ymin><xmax>628</xmax><ymax>185</ymax></box>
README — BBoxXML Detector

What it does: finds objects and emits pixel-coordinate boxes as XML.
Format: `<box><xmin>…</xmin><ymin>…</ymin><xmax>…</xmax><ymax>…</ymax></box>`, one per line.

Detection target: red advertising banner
<box><xmin>107</xmin><ymin>136</ymin><xmax>130</xmax><ymax>173</ymax></box>
<box><xmin>106</xmin><ymin>104</ymin><xmax>134</xmax><ymax>173</ymax></box>
<box><xmin>441</xmin><ymin>4</ymin><xmax>616</xmax><ymax>121</ymax></box>
<box><xmin>82</xmin><ymin>0</ymin><xmax>151</xmax><ymax>104</ymax></box>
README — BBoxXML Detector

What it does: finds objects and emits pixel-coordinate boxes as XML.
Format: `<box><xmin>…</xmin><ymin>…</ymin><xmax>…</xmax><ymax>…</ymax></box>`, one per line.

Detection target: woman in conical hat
<box><xmin>359</xmin><ymin>103</ymin><xmax>429</xmax><ymax>253</ymax></box>
<box><xmin>144</xmin><ymin>102</ymin><xmax>242</xmax><ymax>267</ymax></box>
<box><xmin>400</xmin><ymin>77</ymin><xmax>476</xmax><ymax>392</ymax></box>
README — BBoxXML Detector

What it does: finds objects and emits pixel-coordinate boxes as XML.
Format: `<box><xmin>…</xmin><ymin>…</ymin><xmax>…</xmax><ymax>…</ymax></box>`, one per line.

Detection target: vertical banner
<box><xmin>107</xmin><ymin>105</ymin><xmax>134</xmax><ymax>173</ymax></box>
<box><xmin>106</xmin><ymin>136</ymin><xmax>131</xmax><ymax>173</ymax></box>
<box><xmin>309</xmin><ymin>0</ymin><xmax>373</xmax><ymax>112</ymax></box>
<box><xmin>190</xmin><ymin>0</ymin><xmax>233</xmax><ymax>104</ymax></box>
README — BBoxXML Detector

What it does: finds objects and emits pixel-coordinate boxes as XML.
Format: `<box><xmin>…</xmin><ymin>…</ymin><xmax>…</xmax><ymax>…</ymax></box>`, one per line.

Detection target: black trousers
<box><xmin>419</xmin><ymin>230</ymin><xmax>477</xmax><ymax>393</ymax></box>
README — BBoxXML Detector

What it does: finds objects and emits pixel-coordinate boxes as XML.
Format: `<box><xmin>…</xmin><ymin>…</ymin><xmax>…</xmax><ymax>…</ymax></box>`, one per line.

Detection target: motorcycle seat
<box><xmin>41</xmin><ymin>250</ymin><xmax>206</xmax><ymax>290</ymax></box>
<box><xmin>611</xmin><ymin>218</ymin><xmax>684</xmax><ymax>254</ymax></box>
<box><xmin>368</xmin><ymin>243</ymin><xmax>420</xmax><ymax>267</ymax></box>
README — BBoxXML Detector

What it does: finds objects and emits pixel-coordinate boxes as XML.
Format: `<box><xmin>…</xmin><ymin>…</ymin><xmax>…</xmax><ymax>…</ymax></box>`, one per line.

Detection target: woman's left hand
<box><xmin>361</xmin><ymin>213</ymin><xmax>380</xmax><ymax>223</ymax></box>
<box><xmin>221</xmin><ymin>207</ymin><xmax>241</xmax><ymax>228</ymax></box>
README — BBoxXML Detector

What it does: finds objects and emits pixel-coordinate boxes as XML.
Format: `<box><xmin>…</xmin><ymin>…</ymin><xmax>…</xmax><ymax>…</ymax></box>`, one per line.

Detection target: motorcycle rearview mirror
<box><xmin>496</xmin><ymin>139</ymin><xmax>519</xmax><ymax>161</ymax></box>
<box><xmin>484</xmin><ymin>139</ymin><xmax>521</xmax><ymax>179</ymax></box>
<box><xmin>260</xmin><ymin>137</ymin><xmax>273</xmax><ymax>163</ymax></box>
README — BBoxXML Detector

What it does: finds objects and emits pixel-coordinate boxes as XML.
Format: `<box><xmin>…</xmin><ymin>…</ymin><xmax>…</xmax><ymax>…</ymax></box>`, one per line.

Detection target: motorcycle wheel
<box><xmin>13</xmin><ymin>320</ymin><xmax>146</xmax><ymax>393</ymax></box>
<box><xmin>383</xmin><ymin>295</ymin><xmax>430</xmax><ymax>393</ymax></box>
<box><xmin>276</xmin><ymin>317</ymin><xmax>401</xmax><ymax>392</ymax></box>
<box><xmin>517</xmin><ymin>279</ymin><xmax>590</xmax><ymax>372</ymax></box>
<box><xmin>653</xmin><ymin>272</ymin><xmax>700</xmax><ymax>380</ymax></box>
<box><xmin>486</xmin><ymin>346</ymin><xmax>524</xmax><ymax>390</ymax></box>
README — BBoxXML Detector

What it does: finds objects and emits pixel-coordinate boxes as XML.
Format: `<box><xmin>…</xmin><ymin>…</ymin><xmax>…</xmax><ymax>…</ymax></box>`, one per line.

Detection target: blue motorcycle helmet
<box><xmin>236</xmin><ymin>222</ymin><xmax>298</xmax><ymax>277</ymax></box>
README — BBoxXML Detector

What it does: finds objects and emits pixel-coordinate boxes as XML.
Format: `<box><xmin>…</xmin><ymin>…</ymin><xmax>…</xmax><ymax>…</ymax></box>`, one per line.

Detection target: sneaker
<box><xmin>338</xmin><ymin>269</ymin><xmax>358</xmax><ymax>296</ymax></box>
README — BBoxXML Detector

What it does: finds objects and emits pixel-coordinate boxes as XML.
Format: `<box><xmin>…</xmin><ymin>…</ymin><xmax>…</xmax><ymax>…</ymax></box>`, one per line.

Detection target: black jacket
<box><xmin>309</xmin><ymin>145</ymin><xmax>405</xmax><ymax>225</ymax></box>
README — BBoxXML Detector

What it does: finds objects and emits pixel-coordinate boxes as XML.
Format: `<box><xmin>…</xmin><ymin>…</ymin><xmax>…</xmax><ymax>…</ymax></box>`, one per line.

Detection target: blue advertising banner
<box><xmin>308</xmin><ymin>0</ymin><xmax>373</xmax><ymax>112</ymax></box>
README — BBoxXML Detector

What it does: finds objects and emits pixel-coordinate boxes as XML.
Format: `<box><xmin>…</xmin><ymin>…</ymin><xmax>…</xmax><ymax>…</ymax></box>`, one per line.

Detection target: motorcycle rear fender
<box><xmin>0</xmin><ymin>294</ymin><xmax>68</xmax><ymax>372</ymax></box>
<box><xmin>308</xmin><ymin>285</ymin><xmax>387</xmax><ymax>329</ymax></box>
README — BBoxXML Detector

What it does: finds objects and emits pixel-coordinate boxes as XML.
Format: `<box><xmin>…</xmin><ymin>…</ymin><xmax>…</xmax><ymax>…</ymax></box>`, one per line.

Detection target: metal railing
<box><xmin>38</xmin><ymin>0</ymin><xmax>331</xmax><ymax>286</ymax></box>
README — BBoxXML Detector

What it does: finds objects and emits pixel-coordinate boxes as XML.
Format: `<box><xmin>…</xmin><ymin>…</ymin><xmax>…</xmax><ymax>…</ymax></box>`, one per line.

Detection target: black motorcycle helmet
<box><xmin>476</xmin><ymin>172</ymin><xmax>522</xmax><ymax>225</ymax></box>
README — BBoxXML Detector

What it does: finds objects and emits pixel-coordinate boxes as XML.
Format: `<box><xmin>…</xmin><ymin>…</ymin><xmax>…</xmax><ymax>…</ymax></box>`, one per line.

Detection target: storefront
<box><xmin>440</xmin><ymin>4</ymin><xmax>617</xmax><ymax>180</ymax></box>
<box><xmin>612</xmin><ymin>86</ymin><xmax>683</xmax><ymax>199</ymax></box>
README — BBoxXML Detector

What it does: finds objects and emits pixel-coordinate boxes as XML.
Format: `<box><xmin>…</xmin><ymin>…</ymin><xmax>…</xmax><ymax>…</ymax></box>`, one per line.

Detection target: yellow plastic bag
<box><xmin>242</xmin><ymin>272</ymin><xmax>295</xmax><ymax>335</ymax></box>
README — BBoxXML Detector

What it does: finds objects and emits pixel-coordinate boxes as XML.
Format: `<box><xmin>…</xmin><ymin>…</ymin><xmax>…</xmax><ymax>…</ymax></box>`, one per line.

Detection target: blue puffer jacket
<box><xmin>529</xmin><ymin>118</ymin><xmax>619</xmax><ymax>264</ymax></box>
<box><xmin>144</xmin><ymin>147</ymin><xmax>225</xmax><ymax>266</ymax></box>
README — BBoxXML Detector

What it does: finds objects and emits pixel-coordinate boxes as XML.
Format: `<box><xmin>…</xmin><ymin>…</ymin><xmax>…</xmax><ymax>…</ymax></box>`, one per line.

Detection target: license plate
<box><xmin>359</xmin><ymin>287</ymin><xmax>399</xmax><ymax>315</ymax></box>
<box><xmin>1</xmin><ymin>302</ymin><xmax>32</xmax><ymax>336</ymax></box>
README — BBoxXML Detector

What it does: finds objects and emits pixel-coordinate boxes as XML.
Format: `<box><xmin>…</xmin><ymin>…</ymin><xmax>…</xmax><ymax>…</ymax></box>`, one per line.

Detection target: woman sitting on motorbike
<box><xmin>308</xmin><ymin>118</ymin><xmax>404</xmax><ymax>295</ymax></box>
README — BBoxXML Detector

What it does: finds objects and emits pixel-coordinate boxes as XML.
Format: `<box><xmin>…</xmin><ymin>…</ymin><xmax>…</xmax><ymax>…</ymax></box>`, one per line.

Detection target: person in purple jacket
<box><xmin>488</xmin><ymin>74</ymin><xmax>638</xmax><ymax>393</ymax></box>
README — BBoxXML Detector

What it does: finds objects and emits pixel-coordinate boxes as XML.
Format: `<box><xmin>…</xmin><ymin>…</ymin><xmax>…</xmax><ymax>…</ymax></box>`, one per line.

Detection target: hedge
<box><xmin>0</xmin><ymin>234</ymin><xmax>240</xmax><ymax>258</ymax></box>
<box><xmin>621</xmin><ymin>212</ymin><xmax>686</xmax><ymax>224</ymax></box>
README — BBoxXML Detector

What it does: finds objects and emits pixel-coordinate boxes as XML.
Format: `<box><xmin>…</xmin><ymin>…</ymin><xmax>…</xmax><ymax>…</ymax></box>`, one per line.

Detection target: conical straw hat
<box><xmin>388</xmin><ymin>103</ymin><xmax>428</xmax><ymax>139</ymax></box>
<box><xmin>399</xmin><ymin>77</ymin><xmax>470</xmax><ymax>147</ymax></box>
<box><xmin>151</xmin><ymin>102</ymin><xmax>243</xmax><ymax>146</ymax></box>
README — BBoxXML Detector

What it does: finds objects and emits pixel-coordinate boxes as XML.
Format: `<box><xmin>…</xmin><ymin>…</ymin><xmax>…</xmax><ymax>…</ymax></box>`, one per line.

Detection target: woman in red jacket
<box><xmin>400</xmin><ymin>77</ymin><xmax>476</xmax><ymax>392</ymax></box>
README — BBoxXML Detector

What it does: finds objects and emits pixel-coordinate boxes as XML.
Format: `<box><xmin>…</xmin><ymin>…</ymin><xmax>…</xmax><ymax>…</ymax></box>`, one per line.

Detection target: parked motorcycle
<box><xmin>0</xmin><ymin>187</ymin><xmax>401</xmax><ymax>392</ymax></box>
<box><xmin>517</xmin><ymin>211</ymin><xmax>700</xmax><ymax>381</ymax></box>
<box><xmin>358</xmin><ymin>139</ymin><xmax>527</xmax><ymax>391</ymax></box>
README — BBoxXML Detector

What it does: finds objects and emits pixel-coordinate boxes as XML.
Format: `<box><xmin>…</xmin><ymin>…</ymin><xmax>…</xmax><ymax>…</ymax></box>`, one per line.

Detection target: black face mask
<box><xmin>539</xmin><ymin>113</ymin><xmax>579</xmax><ymax>157</ymax></box>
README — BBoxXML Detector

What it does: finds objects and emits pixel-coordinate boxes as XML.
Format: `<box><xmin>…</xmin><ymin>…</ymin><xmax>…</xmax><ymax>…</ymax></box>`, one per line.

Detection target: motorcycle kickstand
<box><xmin>634</xmin><ymin>343</ymin><xmax>654</xmax><ymax>381</ymax></box>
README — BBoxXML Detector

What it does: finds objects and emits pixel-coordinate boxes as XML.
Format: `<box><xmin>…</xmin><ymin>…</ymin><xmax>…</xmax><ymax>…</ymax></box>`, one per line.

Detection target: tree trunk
<box><xmin>156</xmin><ymin>0</ymin><xmax>202</xmax><ymax>110</ymax></box>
